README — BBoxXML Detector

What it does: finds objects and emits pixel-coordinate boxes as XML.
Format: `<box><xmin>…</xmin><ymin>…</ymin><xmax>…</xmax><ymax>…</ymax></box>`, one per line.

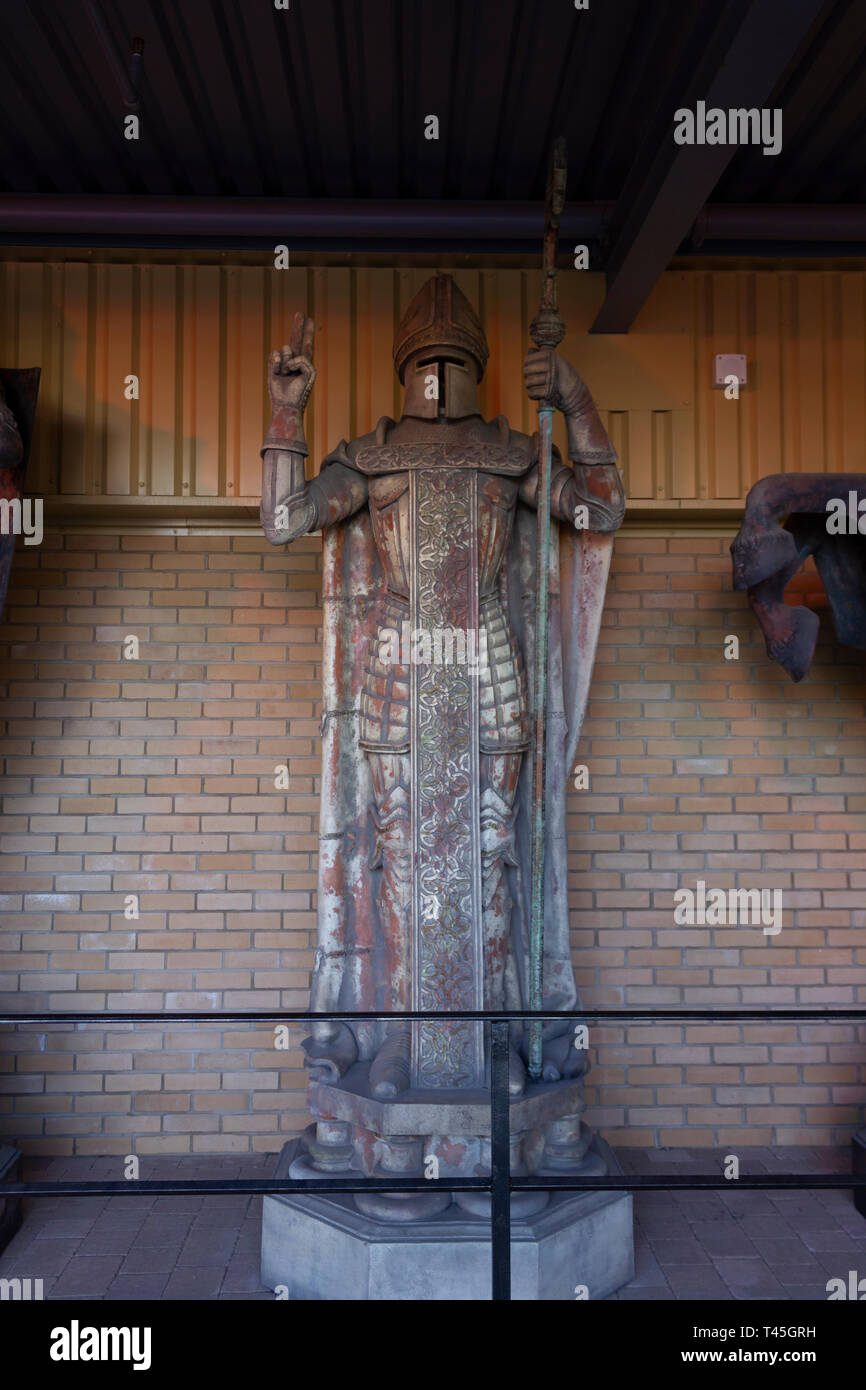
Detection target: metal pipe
<box><xmin>83</xmin><ymin>1</ymin><xmax>142</xmax><ymax>110</ymax></box>
<box><xmin>692</xmin><ymin>204</ymin><xmax>866</xmax><ymax>245</ymax></box>
<box><xmin>528</xmin><ymin>405</ymin><xmax>553</xmax><ymax>1083</ymax></box>
<box><xmin>2</xmin><ymin>196</ymin><xmax>866</xmax><ymax>245</ymax></box>
<box><xmin>490</xmin><ymin>1022</ymin><xmax>511</xmax><ymax>1300</ymax></box>
<box><xmin>8</xmin><ymin>1174</ymin><xmax>864</xmax><ymax>1196</ymax></box>
<box><xmin>0</xmin><ymin>195</ymin><xmax>610</xmax><ymax>241</ymax></box>
<box><xmin>128</xmin><ymin>38</ymin><xmax>145</xmax><ymax>108</ymax></box>
<box><xmin>2</xmin><ymin>1007</ymin><xmax>866</xmax><ymax>1024</ymax></box>
<box><xmin>527</xmin><ymin>138</ymin><xmax>568</xmax><ymax>1081</ymax></box>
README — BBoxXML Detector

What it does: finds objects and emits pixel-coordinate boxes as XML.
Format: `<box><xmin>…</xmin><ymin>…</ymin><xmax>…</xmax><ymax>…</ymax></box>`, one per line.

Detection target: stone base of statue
<box><xmin>261</xmin><ymin>1073</ymin><xmax>634</xmax><ymax>1299</ymax></box>
<box><xmin>0</xmin><ymin>1145</ymin><xmax>22</xmax><ymax>1254</ymax></box>
<box><xmin>262</xmin><ymin>1137</ymin><xmax>632</xmax><ymax>1301</ymax></box>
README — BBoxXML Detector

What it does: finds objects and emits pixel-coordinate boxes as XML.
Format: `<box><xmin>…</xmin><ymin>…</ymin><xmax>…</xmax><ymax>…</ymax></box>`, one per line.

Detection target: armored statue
<box><xmin>260</xmin><ymin>274</ymin><xmax>625</xmax><ymax>1232</ymax></box>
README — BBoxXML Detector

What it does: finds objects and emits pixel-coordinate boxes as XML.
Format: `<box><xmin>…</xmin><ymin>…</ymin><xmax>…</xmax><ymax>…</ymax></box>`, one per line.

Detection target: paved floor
<box><xmin>612</xmin><ymin>1145</ymin><xmax>865</xmax><ymax>1301</ymax></box>
<box><xmin>1</xmin><ymin>1146</ymin><xmax>862</xmax><ymax>1300</ymax></box>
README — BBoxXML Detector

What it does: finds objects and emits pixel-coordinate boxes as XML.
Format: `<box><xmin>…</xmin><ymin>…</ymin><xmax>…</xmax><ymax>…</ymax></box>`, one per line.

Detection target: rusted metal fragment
<box><xmin>732</xmin><ymin>473</ymin><xmax>866</xmax><ymax>681</ymax></box>
<box><xmin>0</xmin><ymin>367</ymin><xmax>40</xmax><ymax>623</ymax></box>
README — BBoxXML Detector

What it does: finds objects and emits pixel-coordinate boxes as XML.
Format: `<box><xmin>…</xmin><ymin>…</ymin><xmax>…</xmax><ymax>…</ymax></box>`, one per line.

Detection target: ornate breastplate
<box><xmin>351</xmin><ymin>415</ymin><xmax>534</xmax><ymax>477</ymax></box>
<box><xmin>353</xmin><ymin>440</ymin><xmax>531</xmax><ymax>475</ymax></box>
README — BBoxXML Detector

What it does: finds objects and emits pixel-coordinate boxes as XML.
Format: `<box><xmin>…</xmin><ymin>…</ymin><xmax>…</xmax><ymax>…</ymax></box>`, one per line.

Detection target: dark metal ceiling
<box><xmin>1</xmin><ymin>0</ymin><xmax>861</xmax><ymax>203</ymax></box>
<box><xmin>2</xmin><ymin>0</ymin><xmax>866</xmax><ymax>330</ymax></box>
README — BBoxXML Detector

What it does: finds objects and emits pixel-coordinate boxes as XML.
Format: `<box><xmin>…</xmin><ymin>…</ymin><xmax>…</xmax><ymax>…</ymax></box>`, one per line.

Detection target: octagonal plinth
<box><xmin>262</xmin><ymin>1136</ymin><xmax>634</xmax><ymax>1301</ymax></box>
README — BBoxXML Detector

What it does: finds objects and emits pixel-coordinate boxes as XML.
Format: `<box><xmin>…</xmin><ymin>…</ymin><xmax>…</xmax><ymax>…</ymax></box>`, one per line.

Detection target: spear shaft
<box><xmin>527</xmin><ymin>137</ymin><xmax>567</xmax><ymax>1082</ymax></box>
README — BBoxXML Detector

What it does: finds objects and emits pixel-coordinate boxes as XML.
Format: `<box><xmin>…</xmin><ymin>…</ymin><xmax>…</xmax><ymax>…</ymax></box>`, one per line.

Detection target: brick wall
<box><xmin>0</xmin><ymin>529</ymin><xmax>864</xmax><ymax>1154</ymax></box>
<box><xmin>579</xmin><ymin>536</ymin><xmax>866</xmax><ymax>1148</ymax></box>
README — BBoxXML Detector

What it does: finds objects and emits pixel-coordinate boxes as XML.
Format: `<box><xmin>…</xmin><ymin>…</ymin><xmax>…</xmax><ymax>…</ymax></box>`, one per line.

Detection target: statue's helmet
<box><xmin>393</xmin><ymin>273</ymin><xmax>489</xmax><ymax>382</ymax></box>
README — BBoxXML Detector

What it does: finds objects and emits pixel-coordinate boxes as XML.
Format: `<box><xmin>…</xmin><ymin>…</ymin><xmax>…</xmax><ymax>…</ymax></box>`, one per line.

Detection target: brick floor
<box><xmin>0</xmin><ymin>1154</ymin><xmax>275</xmax><ymax>1302</ymax></box>
<box><xmin>1</xmin><ymin>1147</ymin><xmax>862</xmax><ymax>1300</ymax></box>
<box><xmin>610</xmin><ymin>1145</ymin><xmax>866</xmax><ymax>1301</ymax></box>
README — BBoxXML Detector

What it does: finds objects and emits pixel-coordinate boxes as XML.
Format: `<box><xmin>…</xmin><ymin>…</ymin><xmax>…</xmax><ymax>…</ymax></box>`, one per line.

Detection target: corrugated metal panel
<box><xmin>3</xmin><ymin>259</ymin><xmax>866</xmax><ymax>507</ymax></box>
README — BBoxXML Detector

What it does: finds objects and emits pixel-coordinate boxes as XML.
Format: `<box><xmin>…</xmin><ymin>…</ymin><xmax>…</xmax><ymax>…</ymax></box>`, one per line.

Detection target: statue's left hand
<box><xmin>523</xmin><ymin>348</ymin><xmax>584</xmax><ymax>412</ymax></box>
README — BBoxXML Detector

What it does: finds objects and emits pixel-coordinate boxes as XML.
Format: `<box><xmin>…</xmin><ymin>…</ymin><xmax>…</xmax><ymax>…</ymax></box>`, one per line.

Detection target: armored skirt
<box><xmin>359</xmin><ymin>585</ymin><xmax>530</xmax><ymax>755</ymax></box>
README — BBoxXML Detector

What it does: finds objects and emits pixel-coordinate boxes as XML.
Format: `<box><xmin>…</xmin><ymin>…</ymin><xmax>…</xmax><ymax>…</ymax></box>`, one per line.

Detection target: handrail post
<box><xmin>854</xmin><ymin>1129</ymin><xmax>866</xmax><ymax>1219</ymax></box>
<box><xmin>491</xmin><ymin>1019</ymin><xmax>511</xmax><ymax>1300</ymax></box>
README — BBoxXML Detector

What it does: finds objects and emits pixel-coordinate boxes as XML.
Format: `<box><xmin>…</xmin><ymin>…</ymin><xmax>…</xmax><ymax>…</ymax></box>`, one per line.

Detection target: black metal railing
<box><xmin>2</xmin><ymin>1007</ymin><xmax>865</xmax><ymax>1301</ymax></box>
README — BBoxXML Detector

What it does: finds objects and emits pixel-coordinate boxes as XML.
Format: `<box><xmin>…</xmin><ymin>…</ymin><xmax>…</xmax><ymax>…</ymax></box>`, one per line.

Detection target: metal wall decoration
<box><xmin>732</xmin><ymin>473</ymin><xmax>866</xmax><ymax>680</ymax></box>
<box><xmin>0</xmin><ymin>367</ymin><xmax>40</xmax><ymax>624</ymax></box>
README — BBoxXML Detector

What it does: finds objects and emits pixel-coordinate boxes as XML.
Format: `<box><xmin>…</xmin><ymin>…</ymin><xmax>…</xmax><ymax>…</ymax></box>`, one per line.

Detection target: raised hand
<box><xmin>268</xmin><ymin>311</ymin><xmax>316</xmax><ymax>413</ymax></box>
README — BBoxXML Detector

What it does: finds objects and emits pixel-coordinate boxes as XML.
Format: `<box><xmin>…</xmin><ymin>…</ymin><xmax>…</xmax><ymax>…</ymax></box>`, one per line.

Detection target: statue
<box><xmin>259</xmin><ymin>276</ymin><xmax>633</xmax><ymax>1298</ymax></box>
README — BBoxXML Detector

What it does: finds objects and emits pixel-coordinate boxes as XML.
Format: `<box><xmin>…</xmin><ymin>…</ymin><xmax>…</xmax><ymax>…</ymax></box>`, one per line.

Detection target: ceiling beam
<box><xmin>4</xmin><ymin>195</ymin><xmax>866</xmax><ymax>255</ymax></box>
<box><xmin>590</xmin><ymin>0</ymin><xmax>830</xmax><ymax>334</ymax></box>
<box><xmin>0</xmin><ymin>195</ymin><xmax>610</xmax><ymax>248</ymax></box>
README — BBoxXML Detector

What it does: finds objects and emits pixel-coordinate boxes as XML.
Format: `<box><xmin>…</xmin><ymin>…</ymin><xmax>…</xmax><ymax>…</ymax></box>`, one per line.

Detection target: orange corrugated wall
<box><xmin>2</xmin><ymin>259</ymin><xmax>864</xmax><ymax>509</ymax></box>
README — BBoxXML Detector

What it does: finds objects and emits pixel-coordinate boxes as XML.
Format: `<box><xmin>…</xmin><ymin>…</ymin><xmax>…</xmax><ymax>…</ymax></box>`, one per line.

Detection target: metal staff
<box><xmin>527</xmin><ymin>137</ymin><xmax>568</xmax><ymax>1082</ymax></box>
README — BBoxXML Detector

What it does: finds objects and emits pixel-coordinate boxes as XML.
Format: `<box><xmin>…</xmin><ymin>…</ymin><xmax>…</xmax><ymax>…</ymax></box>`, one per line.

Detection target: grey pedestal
<box><xmin>261</xmin><ymin>1137</ymin><xmax>634</xmax><ymax>1301</ymax></box>
<box><xmin>0</xmin><ymin>1145</ymin><xmax>22</xmax><ymax>1254</ymax></box>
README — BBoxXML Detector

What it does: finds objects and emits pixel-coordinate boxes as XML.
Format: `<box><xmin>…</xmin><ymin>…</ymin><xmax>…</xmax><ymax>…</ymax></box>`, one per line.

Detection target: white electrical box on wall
<box><xmin>713</xmin><ymin>353</ymin><xmax>748</xmax><ymax>388</ymax></box>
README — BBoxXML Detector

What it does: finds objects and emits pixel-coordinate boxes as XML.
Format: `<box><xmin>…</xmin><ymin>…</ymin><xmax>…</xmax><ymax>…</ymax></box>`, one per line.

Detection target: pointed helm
<box><xmin>393</xmin><ymin>273</ymin><xmax>489</xmax><ymax>382</ymax></box>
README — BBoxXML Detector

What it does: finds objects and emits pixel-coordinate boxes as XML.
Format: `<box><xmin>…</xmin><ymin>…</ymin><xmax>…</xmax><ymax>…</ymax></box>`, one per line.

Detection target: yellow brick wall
<box><xmin>579</xmin><ymin>536</ymin><xmax>866</xmax><ymax>1148</ymax></box>
<box><xmin>1</xmin><ymin>253</ymin><xmax>864</xmax><ymax>1154</ymax></box>
<box><xmin>1</xmin><ymin>530</ymin><xmax>863</xmax><ymax>1153</ymax></box>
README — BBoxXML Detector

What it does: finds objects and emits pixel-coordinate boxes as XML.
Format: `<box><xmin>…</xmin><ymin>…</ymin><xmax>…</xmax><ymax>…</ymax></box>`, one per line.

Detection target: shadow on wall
<box><xmin>27</xmin><ymin>295</ymin><xmax>219</xmax><ymax>504</ymax></box>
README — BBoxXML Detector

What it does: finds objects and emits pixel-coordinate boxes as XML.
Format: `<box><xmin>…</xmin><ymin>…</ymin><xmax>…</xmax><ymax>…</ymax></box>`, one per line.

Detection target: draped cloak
<box><xmin>308</xmin><ymin>419</ymin><xmax>614</xmax><ymax>1064</ymax></box>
